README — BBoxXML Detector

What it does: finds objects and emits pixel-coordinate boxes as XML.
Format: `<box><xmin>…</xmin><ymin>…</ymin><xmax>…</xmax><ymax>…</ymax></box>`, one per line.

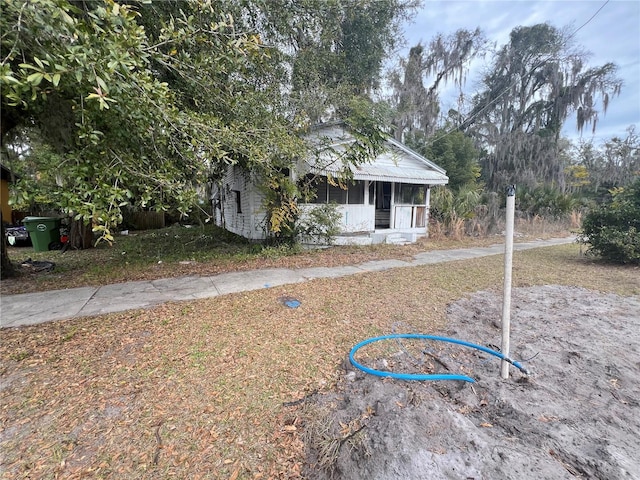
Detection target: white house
<box><xmin>213</xmin><ymin>124</ymin><xmax>449</xmax><ymax>245</ymax></box>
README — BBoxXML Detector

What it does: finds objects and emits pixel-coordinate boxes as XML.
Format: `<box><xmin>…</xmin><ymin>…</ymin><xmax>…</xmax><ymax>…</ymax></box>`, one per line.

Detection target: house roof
<box><xmin>303</xmin><ymin>124</ymin><xmax>449</xmax><ymax>186</ymax></box>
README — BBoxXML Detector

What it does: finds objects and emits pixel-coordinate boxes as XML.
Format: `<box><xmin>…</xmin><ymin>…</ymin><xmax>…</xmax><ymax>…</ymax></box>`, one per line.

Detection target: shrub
<box><xmin>429</xmin><ymin>184</ymin><xmax>482</xmax><ymax>238</ymax></box>
<box><xmin>579</xmin><ymin>179</ymin><xmax>640</xmax><ymax>264</ymax></box>
<box><xmin>297</xmin><ymin>204</ymin><xmax>342</xmax><ymax>245</ymax></box>
<box><xmin>517</xmin><ymin>185</ymin><xmax>582</xmax><ymax>219</ymax></box>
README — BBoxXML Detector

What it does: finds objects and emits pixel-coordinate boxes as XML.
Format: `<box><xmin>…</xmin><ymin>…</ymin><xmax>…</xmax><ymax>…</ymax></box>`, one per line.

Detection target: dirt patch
<box><xmin>301</xmin><ymin>285</ymin><xmax>640</xmax><ymax>479</ymax></box>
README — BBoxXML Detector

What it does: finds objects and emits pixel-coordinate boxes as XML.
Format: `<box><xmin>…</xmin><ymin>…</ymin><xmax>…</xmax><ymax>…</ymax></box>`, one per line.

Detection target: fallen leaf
<box><xmin>479</xmin><ymin>422</ymin><xmax>493</xmax><ymax>428</ymax></box>
<box><xmin>538</xmin><ymin>415</ymin><xmax>557</xmax><ymax>423</ymax></box>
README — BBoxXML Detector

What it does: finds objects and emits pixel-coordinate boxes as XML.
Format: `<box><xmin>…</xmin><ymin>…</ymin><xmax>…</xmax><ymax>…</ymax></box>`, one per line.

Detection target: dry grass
<box><xmin>2</xmin><ymin>217</ymin><xmax>573</xmax><ymax>296</ymax></box>
<box><xmin>2</xmin><ymin>242</ymin><xmax>639</xmax><ymax>479</ymax></box>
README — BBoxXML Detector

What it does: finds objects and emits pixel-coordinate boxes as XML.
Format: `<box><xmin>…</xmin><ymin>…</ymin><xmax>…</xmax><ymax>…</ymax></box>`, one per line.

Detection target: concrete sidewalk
<box><xmin>0</xmin><ymin>237</ymin><xmax>576</xmax><ymax>328</ymax></box>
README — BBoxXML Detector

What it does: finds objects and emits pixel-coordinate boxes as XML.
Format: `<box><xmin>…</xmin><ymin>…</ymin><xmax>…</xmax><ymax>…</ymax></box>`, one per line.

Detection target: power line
<box><xmin>423</xmin><ymin>0</ymin><xmax>611</xmax><ymax>148</ymax></box>
<box><xmin>568</xmin><ymin>0</ymin><xmax>610</xmax><ymax>41</ymax></box>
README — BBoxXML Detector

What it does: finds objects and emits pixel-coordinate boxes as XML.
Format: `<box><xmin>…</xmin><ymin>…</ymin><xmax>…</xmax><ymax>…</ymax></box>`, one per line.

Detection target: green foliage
<box><xmin>259</xmin><ymin>99</ymin><xmax>389</xmax><ymax>243</ymax></box>
<box><xmin>2</xmin><ymin>0</ymin><xmax>411</xmax><ymax>257</ymax></box>
<box><xmin>405</xmin><ymin>129</ymin><xmax>481</xmax><ymax>191</ymax></box>
<box><xmin>1</xmin><ymin>0</ymin><xmax>305</xmax><ymax>246</ymax></box>
<box><xmin>430</xmin><ymin>183</ymin><xmax>482</xmax><ymax>233</ymax></box>
<box><xmin>297</xmin><ymin>204</ymin><xmax>342</xmax><ymax>245</ymax></box>
<box><xmin>259</xmin><ymin>172</ymin><xmax>300</xmax><ymax>244</ymax></box>
<box><xmin>517</xmin><ymin>185</ymin><xmax>582</xmax><ymax>219</ymax></box>
<box><xmin>571</xmin><ymin>126</ymin><xmax>640</xmax><ymax>199</ymax></box>
<box><xmin>579</xmin><ymin>179</ymin><xmax>640</xmax><ymax>264</ymax></box>
<box><xmin>290</xmin><ymin>0</ymin><xmax>417</xmax><ymax>94</ymax></box>
<box><xmin>406</xmin><ymin>129</ymin><xmax>483</xmax><ymax>236</ymax></box>
<box><xmin>1</xmin><ymin>1</ymin><xmax>205</xmax><ymax>240</ymax></box>
<box><xmin>564</xmin><ymin>164</ymin><xmax>591</xmax><ymax>192</ymax></box>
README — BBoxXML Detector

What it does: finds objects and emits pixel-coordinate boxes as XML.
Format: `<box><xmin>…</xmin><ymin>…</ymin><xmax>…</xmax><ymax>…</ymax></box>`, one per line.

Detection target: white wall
<box><xmin>299</xmin><ymin>203</ymin><xmax>375</xmax><ymax>233</ymax></box>
<box><xmin>214</xmin><ymin>166</ymin><xmax>267</xmax><ymax>240</ymax></box>
<box><xmin>338</xmin><ymin>204</ymin><xmax>375</xmax><ymax>232</ymax></box>
<box><xmin>214</xmin><ymin>168</ymin><xmax>434</xmax><ymax>241</ymax></box>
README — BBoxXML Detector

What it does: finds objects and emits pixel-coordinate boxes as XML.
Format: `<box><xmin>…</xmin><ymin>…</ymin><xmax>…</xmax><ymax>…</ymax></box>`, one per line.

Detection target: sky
<box><xmin>400</xmin><ymin>0</ymin><xmax>640</xmax><ymax>144</ymax></box>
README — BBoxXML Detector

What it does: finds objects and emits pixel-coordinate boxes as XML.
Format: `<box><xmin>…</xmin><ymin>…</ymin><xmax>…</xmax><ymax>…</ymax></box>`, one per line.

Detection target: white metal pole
<box><xmin>501</xmin><ymin>185</ymin><xmax>516</xmax><ymax>379</ymax></box>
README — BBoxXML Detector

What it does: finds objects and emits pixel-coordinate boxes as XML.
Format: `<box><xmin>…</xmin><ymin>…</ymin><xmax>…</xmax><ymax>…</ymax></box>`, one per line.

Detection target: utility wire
<box><xmin>568</xmin><ymin>0</ymin><xmax>610</xmax><ymax>42</ymax></box>
<box><xmin>423</xmin><ymin>0</ymin><xmax>611</xmax><ymax>148</ymax></box>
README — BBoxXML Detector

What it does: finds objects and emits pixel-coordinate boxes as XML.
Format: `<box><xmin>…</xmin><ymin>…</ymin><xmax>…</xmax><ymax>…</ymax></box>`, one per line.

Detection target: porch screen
<box><xmin>304</xmin><ymin>175</ymin><xmax>364</xmax><ymax>205</ymax></box>
<box><xmin>310</xmin><ymin>176</ymin><xmax>327</xmax><ymax>203</ymax></box>
<box><xmin>328</xmin><ymin>183</ymin><xmax>347</xmax><ymax>204</ymax></box>
<box><xmin>394</xmin><ymin>183</ymin><xmax>426</xmax><ymax>205</ymax></box>
<box><xmin>347</xmin><ymin>181</ymin><xmax>364</xmax><ymax>204</ymax></box>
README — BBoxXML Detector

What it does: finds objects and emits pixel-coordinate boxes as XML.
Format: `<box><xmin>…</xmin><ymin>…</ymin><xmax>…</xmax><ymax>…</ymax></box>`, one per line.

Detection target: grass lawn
<box><xmin>3</xmin><ymin>223</ymin><xmax>523</xmax><ymax>295</ymax></box>
<box><xmin>1</xmin><ymin>232</ymin><xmax>639</xmax><ymax>478</ymax></box>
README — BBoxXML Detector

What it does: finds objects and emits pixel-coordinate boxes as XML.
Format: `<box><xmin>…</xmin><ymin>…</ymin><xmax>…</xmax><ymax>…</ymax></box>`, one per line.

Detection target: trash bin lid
<box><xmin>22</xmin><ymin>216</ymin><xmax>62</xmax><ymax>224</ymax></box>
<box><xmin>22</xmin><ymin>216</ymin><xmax>60</xmax><ymax>222</ymax></box>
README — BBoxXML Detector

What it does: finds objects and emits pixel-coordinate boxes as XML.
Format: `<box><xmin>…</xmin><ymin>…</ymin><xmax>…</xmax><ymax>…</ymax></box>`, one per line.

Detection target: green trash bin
<box><xmin>22</xmin><ymin>217</ymin><xmax>62</xmax><ymax>252</ymax></box>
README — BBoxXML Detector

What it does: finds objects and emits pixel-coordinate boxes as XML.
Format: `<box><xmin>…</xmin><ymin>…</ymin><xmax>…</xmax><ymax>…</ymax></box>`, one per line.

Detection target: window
<box><xmin>233</xmin><ymin>190</ymin><xmax>242</xmax><ymax>213</ymax></box>
<box><xmin>304</xmin><ymin>175</ymin><xmax>364</xmax><ymax>205</ymax></box>
<box><xmin>394</xmin><ymin>184</ymin><xmax>426</xmax><ymax>205</ymax></box>
<box><xmin>347</xmin><ymin>181</ymin><xmax>364</xmax><ymax>204</ymax></box>
<box><xmin>328</xmin><ymin>183</ymin><xmax>347</xmax><ymax>204</ymax></box>
<box><xmin>303</xmin><ymin>175</ymin><xmax>327</xmax><ymax>204</ymax></box>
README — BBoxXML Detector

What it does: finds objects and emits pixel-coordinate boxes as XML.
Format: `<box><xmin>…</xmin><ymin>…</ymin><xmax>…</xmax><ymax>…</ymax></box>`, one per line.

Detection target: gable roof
<box><xmin>303</xmin><ymin>124</ymin><xmax>448</xmax><ymax>186</ymax></box>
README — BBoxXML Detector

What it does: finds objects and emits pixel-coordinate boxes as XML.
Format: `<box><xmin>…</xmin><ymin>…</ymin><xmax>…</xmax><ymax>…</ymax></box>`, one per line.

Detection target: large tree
<box><xmin>285</xmin><ymin>0</ymin><xmax>419</xmax><ymax>124</ymax></box>
<box><xmin>463</xmin><ymin>23</ymin><xmax>622</xmax><ymax>191</ymax></box>
<box><xmin>388</xmin><ymin>28</ymin><xmax>488</xmax><ymax>141</ymax></box>
<box><xmin>1</xmin><ymin>0</ymin><xmax>416</xmax><ymax>273</ymax></box>
<box><xmin>1</xmin><ymin>0</ymin><xmax>295</xmax><ymax>244</ymax></box>
<box><xmin>405</xmin><ymin>128</ymin><xmax>480</xmax><ymax>191</ymax></box>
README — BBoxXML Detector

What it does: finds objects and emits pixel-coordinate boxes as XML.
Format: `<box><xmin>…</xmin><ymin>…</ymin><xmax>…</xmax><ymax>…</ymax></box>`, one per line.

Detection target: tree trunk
<box><xmin>68</xmin><ymin>217</ymin><xmax>94</xmax><ymax>250</ymax></box>
<box><xmin>1</xmin><ymin>213</ymin><xmax>15</xmax><ymax>279</ymax></box>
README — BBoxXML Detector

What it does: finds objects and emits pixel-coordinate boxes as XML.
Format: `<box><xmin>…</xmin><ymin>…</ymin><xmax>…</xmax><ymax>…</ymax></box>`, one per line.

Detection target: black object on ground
<box><xmin>20</xmin><ymin>258</ymin><xmax>55</xmax><ymax>272</ymax></box>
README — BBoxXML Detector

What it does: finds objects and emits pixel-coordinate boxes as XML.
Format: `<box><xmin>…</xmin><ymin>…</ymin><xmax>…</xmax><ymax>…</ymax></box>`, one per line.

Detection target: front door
<box><xmin>374</xmin><ymin>181</ymin><xmax>391</xmax><ymax>228</ymax></box>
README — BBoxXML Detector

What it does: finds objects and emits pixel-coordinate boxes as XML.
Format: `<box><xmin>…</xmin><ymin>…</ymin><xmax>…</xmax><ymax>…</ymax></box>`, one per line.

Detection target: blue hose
<box><xmin>349</xmin><ymin>334</ymin><xmax>531</xmax><ymax>383</ymax></box>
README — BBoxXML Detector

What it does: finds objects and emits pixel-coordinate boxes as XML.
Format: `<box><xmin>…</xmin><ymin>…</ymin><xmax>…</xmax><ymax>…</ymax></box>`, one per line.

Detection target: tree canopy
<box><xmin>405</xmin><ymin>128</ymin><xmax>480</xmax><ymax>191</ymax></box>
<box><xmin>2</xmin><ymin>0</ymin><xmax>299</xmax><ymax>242</ymax></box>
<box><xmin>1</xmin><ymin>0</ymin><xmax>415</xmax><ymax>250</ymax></box>
<box><xmin>388</xmin><ymin>28</ymin><xmax>487</xmax><ymax>140</ymax></box>
<box><xmin>462</xmin><ymin>23</ymin><xmax>622</xmax><ymax>191</ymax></box>
<box><xmin>570</xmin><ymin>126</ymin><xmax>640</xmax><ymax>197</ymax></box>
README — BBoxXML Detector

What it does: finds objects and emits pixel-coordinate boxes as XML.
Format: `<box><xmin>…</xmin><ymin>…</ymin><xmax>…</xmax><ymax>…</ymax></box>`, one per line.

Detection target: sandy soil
<box><xmin>302</xmin><ymin>285</ymin><xmax>640</xmax><ymax>479</ymax></box>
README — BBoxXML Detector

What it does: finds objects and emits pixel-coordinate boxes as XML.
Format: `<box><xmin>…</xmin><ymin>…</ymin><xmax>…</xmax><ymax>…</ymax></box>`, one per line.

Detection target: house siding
<box><xmin>299</xmin><ymin>203</ymin><xmax>375</xmax><ymax>233</ymax></box>
<box><xmin>215</xmin><ymin>165</ymin><xmax>267</xmax><ymax>240</ymax></box>
<box><xmin>213</xmin><ymin>125</ymin><xmax>447</xmax><ymax>243</ymax></box>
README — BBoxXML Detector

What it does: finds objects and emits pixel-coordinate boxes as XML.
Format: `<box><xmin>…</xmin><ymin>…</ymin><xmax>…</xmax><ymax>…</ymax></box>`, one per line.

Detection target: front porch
<box><xmin>299</xmin><ymin>179</ymin><xmax>432</xmax><ymax>246</ymax></box>
<box><xmin>331</xmin><ymin>228</ymin><xmax>425</xmax><ymax>246</ymax></box>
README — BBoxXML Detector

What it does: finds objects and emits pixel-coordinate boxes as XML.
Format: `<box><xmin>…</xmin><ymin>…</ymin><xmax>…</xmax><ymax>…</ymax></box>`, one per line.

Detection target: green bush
<box><xmin>297</xmin><ymin>204</ymin><xmax>342</xmax><ymax>245</ymax></box>
<box><xmin>579</xmin><ymin>179</ymin><xmax>640</xmax><ymax>264</ymax></box>
<box><xmin>517</xmin><ymin>185</ymin><xmax>582</xmax><ymax>218</ymax></box>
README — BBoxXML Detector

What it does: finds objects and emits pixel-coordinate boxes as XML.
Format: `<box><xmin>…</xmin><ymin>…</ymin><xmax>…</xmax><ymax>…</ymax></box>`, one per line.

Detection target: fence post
<box><xmin>501</xmin><ymin>185</ymin><xmax>516</xmax><ymax>379</ymax></box>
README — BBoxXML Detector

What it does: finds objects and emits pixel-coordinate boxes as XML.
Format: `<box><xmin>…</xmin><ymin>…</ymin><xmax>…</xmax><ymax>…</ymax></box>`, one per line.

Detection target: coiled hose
<box><xmin>349</xmin><ymin>334</ymin><xmax>531</xmax><ymax>383</ymax></box>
